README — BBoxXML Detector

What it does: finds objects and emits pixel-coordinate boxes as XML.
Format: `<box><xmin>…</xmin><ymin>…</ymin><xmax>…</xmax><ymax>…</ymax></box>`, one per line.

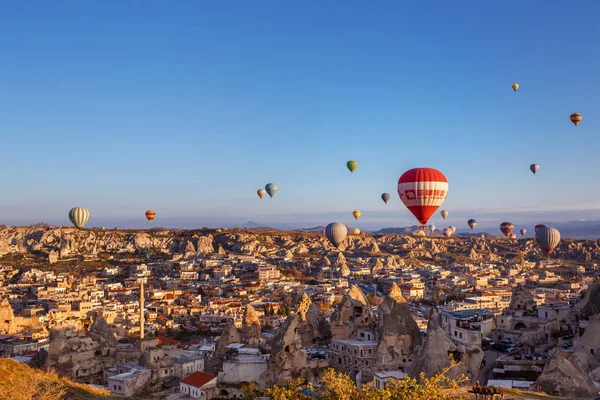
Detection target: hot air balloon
<box><xmin>346</xmin><ymin>160</ymin><xmax>358</xmax><ymax>174</ymax></box>
<box><xmin>534</xmin><ymin>224</ymin><xmax>546</xmax><ymax>233</ymax></box>
<box><xmin>398</xmin><ymin>168</ymin><xmax>448</xmax><ymax>227</ymax></box>
<box><xmin>570</xmin><ymin>112</ymin><xmax>582</xmax><ymax>126</ymax></box>
<box><xmin>441</xmin><ymin>210</ymin><xmax>449</xmax><ymax>219</ymax></box>
<box><xmin>352</xmin><ymin>210</ymin><xmax>361</xmax><ymax>220</ymax></box>
<box><xmin>381</xmin><ymin>193</ymin><xmax>391</xmax><ymax>204</ymax></box>
<box><xmin>325</xmin><ymin>222</ymin><xmax>347</xmax><ymax>248</ymax></box>
<box><xmin>509</xmin><ymin>232</ymin><xmax>517</xmax><ymax>239</ymax></box>
<box><xmin>414</xmin><ymin>230</ymin><xmax>426</xmax><ymax>237</ymax></box>
<box><xmin>257</xmin><ymin>189</ymin><xmax>266</xmax><ymax>199</ymax></box>
<box><xmin>351</xmin><ymin>228</ymin><xmax>360</xmax><ymax>235</ymax></box>
<box><xmin>443</xmin><ymin>228</ymin><xmax>452</xmax><ymax>237</ymax></box>
<box><xmin>530</xmin><ymin>164</ymin><xmax>539</xmax><ymax>175</ymax></box>
<box><xmin>449</xmin><ymin>226</ymin><xmax>457</xmax><ymax>234</ymax></box>
<box><xmin>512</xmin><ymin>83</ymin><xmax>519</xmax><ymax>92</ymax></box>
<box><xmin>429</xmin><ymin>224</ymin><xmax>436</xmax><ymax>232</ymax></box>
<box><xmin>520</xmin><ymin>228</ymin><xmax>527</xmax><ymax>236</ymax></box>
<box><xmin>536</xmin><ymin>227</ymin><xmax>561</xmax><ymax>255</ymax></box>
<box><xmin>265</xmin><ymin>183</ymin><xmax>278</xmax><ymax>198</ymax></box>
<box><xmin>500</xmin><ymin>222</ymin><xmax>514</xmax><ymax>237</ymax></box>
<box><xmin>145</xmin><ymin>210</ymin><xmax>156</xmax><ymax>223</ymax></box>
<box><xmin>468</xmin><ymin>219</ymin><xmax>477</xmax><ymax>230</ymax></box>
<box><xmin>69</xmin><ymin>207</ymin><xmax>90</xmax><ymax>229</ymax></box>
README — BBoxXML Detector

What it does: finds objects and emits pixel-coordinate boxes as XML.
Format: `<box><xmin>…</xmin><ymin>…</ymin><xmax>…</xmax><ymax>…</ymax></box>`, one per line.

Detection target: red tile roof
<box><xmin>157</xmin><ymin>336</ymin><xmax>180</xmax><ymax>345</ymax></box>
<box><xmin>180</xmin><ymin>371</ymin><xmax>216</xmax><ymax>388</ymax></box>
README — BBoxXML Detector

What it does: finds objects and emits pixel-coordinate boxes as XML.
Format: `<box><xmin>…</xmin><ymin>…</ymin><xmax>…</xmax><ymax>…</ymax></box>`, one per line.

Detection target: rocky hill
<box><xmin>0</xmin><ymin>225</ymin><xmax>599</xmax><ymax>265</ymax></box>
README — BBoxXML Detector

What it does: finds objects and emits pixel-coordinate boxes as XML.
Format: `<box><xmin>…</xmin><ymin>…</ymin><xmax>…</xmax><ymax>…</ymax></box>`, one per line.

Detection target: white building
<box><xmin>179</xmin><ymin>371</ymin><xmax>217</xmax><ymax>399</ymax></box>
<box><xmin>258</xmin><ymin>266</ymin><xmax>280</xmax><ymax>281</ymax></box>
<box><xmin>373</xmin><ymin>370</ymin><xmax>406</xmax><ymax>390</ymax></box>
<box><xmin>218</xmin><ymin>346</ymin><xmax>269</xmax><ymax>384</ymax></box>
<box><xmin>440</xmin><ymin>309</ymin><xmax>494</xmax><ymax>346</ymax></box>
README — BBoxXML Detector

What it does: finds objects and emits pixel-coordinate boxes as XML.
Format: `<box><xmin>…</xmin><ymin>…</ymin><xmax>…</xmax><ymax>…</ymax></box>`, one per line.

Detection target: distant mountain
<box><xmin>297</xmin><ymin>226</ymin><xmax>327</xmax><ymax>233</ymax></box>
<box><xmin>375</xmin><ymin>226</ymin><xmax>498</xmax><ymax>238</ymax></box>
<box><xmin>243</xmin><ymin>221</ymin><xmax>261</xmax><ymax>228</ymax></box>
<box><xmin>549</xmin><ymin>220</ymin><xmax>600</xmax><ymax>239</ymax></box>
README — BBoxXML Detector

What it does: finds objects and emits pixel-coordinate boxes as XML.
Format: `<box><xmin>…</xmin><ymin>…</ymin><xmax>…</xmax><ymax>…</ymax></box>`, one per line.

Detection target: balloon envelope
<box><xmin>441</xmin><ymin>210</ymin><xmax>449</xmax><ymax>219</ymax></box>
<box><xmin>145</xmin><ymin>210</ymin><xmax>156</xmax><ymax>223</ymax></box>
<box><xmin>69</xmin><ymin>207</ymin><xmax>90</xmax><ymax>229</ymax></box>
<box><xmin>512</xmin><ymin>83</ymin><xmax>519</xmax><ymax>91</ymax></box>
<box><xmin>443</xmin><ymin>228</ymin><xmax>452</xmax><ymax>237</ymax></box>
<box><xmin>534</xmin><ymin>224</ymin><xmax>546</xmax><ymax>233</ymax></box>
<box><xmin>351</xmin><ymin>228</ymin><xmax>360</xmax><ymax>235</ymax></box>
<box><xmin>325</xmin><ymin>222</ymin><xmax>348</xmax><ymax>248</ymax></box>
<box><xmin>352</xmin><ymin>210</ymin><xmax>361</xmax><ymax>220</ymax></box>
<box><xmin>500</xmin><ymin>222</ymin><xmax>514</xmax><ymax>237</ymax></box>
<box><xmin>468</xmin><ymin>219</ymin><xmax>477</xmax><ymax>230</ymax></box>
<box><xmin>429</xmin><ymin>224</ymin><xmax>436</xmax><ymax>232</ymax></box>
<box><xmin>381</xmin><ymin>193</ymin><xmax>391</xmax><ymax>204</ymax></box>
<box><xmin>265</xmin><ymin>183</ymin><xmax>278</xmax><ymax>198</ymax></box>
<box><xmin>449</xmin><ymin>226</ymin><xmax>456</xmax><ymax>234</ymax></box>
<box><xmin>397</xmin><ymin>168</ymin><xmax>448</xmax><ymax>225</ymax></box>
<box><xmin>530</xmin><ymin>164</ymin><xmax>539</xmax><ymax>175</ymax></box>
<box><xmin>536</xmin><ymin>227</ymin><xmax>561</xmax><ymax>255</ymax></box>
<box><xmin>520</xmin><ymin>228</ymin><xmax>527</xmax><ymax>236</ymax></box>
<box><xmin>346</xmin><ymin>160</ymin><xmax>358</xmax><ymax>173</ymax></box>
<box><xmin>257</xmin><ymin>189</ymin><xmax>266</xmax><ymax>199</ymax></box>
<box><xmin>570</xmin><ymin>112</ymin><xmax>582</xmax><ymax>126</ymax></box>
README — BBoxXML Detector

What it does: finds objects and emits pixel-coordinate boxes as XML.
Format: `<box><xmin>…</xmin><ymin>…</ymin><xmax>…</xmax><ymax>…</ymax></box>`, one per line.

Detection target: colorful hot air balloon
<box><xmin>534</xmin><ymin>224</ymin><xmax>546</xmax><ymax>233</ymax></box>
<box><xmin>381</xmin><ymin>193</ymin><xmax>391</xmax><ymax>204</ymax></box>
<box><xmin>69</xmin><ymin>207</ymin><xmax>90</xmax><ymax>229</ymax></box>
<box><xmin>346</xmin><ymin>160</ymin><xmax>358</xmax><ymax>174</ymax></box>
<box><xmin>145</xmin><ymin>210</ymin><xmax>156</xmax><ymax>223</ymax></box>
<box><xmin>512</xmin><ymin>83</ymin><xmax>519</xmax><ymax>92</ymax></box>
<box><xmin>443</xmin><ymin>227</ymin><xmax>452</xmax><ymax>237</ymax></box>
<box><xmin>257</xmin><ymin>189</ymin><xmax>266</xmax><ymax>199</ymax></box>
<box><xmin>265</xmin><ymin>183</ymin><xmax>278</xmax><ymax>198</ymax></box>
<box><xmin>441</xmin><ymin>210</ymin><xmax>449</xmax><ymax>219</ymax></box>
<box><xmin>449</xmin><ymin>226</ymin><xmax>457</xmax><ymax>234</ymax></box>
<box><xmin>509</xmin><ymin>232</ymin><xmax>517</xmax><ymax>239</ymax></box>
<box><xmin>325</xmin><ymin>222</ymin><xmax>348</xmax><ymax>248</ymax></box>
<box><xmin>468</xmin><ymin>219</ymin><xmax>477</xmax><ymax>230</ymax></box>
<box><xmin>536</xmin><ymin>227</ymin><xmax>561</xmax><ymax>255</ymax></box>
<box><xmin>500</xmin><ymin>222</ymin><xmax>514</xmax><ymax>237</ymax></box>
<box><xmin>570</xmin><ymin>112</ymin><xmax>582</xmax><ymax>126</ymax></box>
<box><xmin>428</xmin><ymin>224</ymin><xmax>436</xmax><ymax>232</ymax></box>
<box><xmin>530</xmin><ymin>164</ymin><xmax>539</xmax><ymax>175</ymax></box>
<box><xmin>351</xmin><ymin>228</ymin><xmax>360</xmax><ymax>235</ymax></box>
<box><xmin>352</xmin><ymin>210</ymin><xmax>361</xmax><ymax>220</ymax></box>
<box><xmin>398</xmin><ymin>168</ymin><xmax>448</xmax><ymax>226</ymax></box>
<box><xmin>520</xmin><ymin>228</ymin><xmax>527</xmax><ymax>236</ymax></box>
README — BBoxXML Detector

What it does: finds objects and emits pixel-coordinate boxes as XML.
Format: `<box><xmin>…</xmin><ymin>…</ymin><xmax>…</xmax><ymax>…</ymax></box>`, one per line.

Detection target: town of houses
<box><xmin>0</xmin><ymin>238</ymin><xmax>599</xmax><ymax>399</ymax></box>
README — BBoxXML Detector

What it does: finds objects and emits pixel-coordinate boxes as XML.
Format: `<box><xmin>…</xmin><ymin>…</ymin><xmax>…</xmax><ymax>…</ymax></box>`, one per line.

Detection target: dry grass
<box><xmin>0</xmin><ymin>358</ymin><xmax>145</xmax><ymax>400</ymax></box>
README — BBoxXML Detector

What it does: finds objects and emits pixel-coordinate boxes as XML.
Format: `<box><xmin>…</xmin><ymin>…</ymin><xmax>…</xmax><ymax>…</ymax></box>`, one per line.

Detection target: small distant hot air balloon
<box><xmin>536</xmin><ymin>227</ymin><xmax>561</xmax><ymax>255</ymax></box>
<box><xmin>512</xmin><ymin>83</ymin><xmax>519</xmax><ymax>92</ymax></box>
<box><xmin>414</xmin><ymin>230</ymin><xmax>426</xmax><ymax>237</ymax></box>
<box><xmin>468</xmin><ymin>219</ymin><xmax>477</xmax><ymax>230</ymax></box>
<box><xmin>257</xmin><ymin>189</ymin><xmax>266</xmax><ymax>199</ymax></box>
<box><xmin>570</xmin><ymin>112</ymin><xmax>582</xmax><ymax>126</ymax></box>
<box><xmin>449</xmin><ymin>226</ymin><xmax>457</xmax><ymax>234</ymax></box>
<box><xmin>441</xmin><ymin>210</ymin><xmax>449</xmax><ymax>219</ymax></box>
<box><xmin>265</xmin><ymin>183</ymin><xmax>278</xmax><ymax>198</ymax></box>
<box><xmin>145</xmin><ymin>210</ymin><xmax>156</xmax><ymax>223</ymax></box>
<box><xmin>509</xmin><ymin>232</ymin><xmax>517</xmax><ymax>239</ymax></box>
<box><xmin>352</xmin><ymin>210</ymin><xmax>361</xmax><ymax>220</ymax></box>
<box><xmin>530</xmin><ymin>164</ymin><xmax>539</xmax><ymax>175</ymax></box>
<box><xmin>398</xmin><ymin>168</ymin><xmax>448</xmax><ymax>226</ymax></box>
<box><xmin>429</xmin><ymin>224</ymin><xmax>436</xmax><ymax>232</ymax></box>
<box><xmin>347</xmin><ymin>160</ymin><xmax>358</xmax><ymax>174</ymax></box>
<box><xmin>325</xmin><ymin>222</ymin><xmax>348</xmax><ymax>248</ymax></box>
<box><xmin>69</xmin><ymin>207</ymin><xmax>90</xmax><ymax>229</ymax></box>
<box><xmin>534</xmin><ymin>224</ymin><xmax>546</xmax><ymax>233</ymax></box>
<box><xmin>500</xmin><ymin>222</ymin><xmax>514</xmax><ymax>237</ymax></box>
<box><xmin>443</xmin><ymin>228</ymin><xmax>452</xmax><ymax>237</ymax></box>
<box><xmin>520</xmin><ymin>228</ymin><xmax>527</xmax><ymax>236</ymax></box>
<box><xmin>351</xmin><ymin>228</ymin><xmax>360</xmax><ymax>235</ymax></box>
<box><xmin>381</xmin><ymin>193</ymin><xmax>391</xmax><ymax>204</ymax></box>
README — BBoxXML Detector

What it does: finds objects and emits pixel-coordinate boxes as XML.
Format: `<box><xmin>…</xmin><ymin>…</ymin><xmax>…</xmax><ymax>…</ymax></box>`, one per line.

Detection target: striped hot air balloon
<box><xmin>536</xmin><ymin>227</ymin><xmax>561</xmax><ymax>255</ymax></box>
<box><xmin>397</xmin><ymin>168</ymin><xmax>448</xmax><ymax>226</ymax></box>
<box><xmin>325</xmin><ymin>222</ymin><xmax>348</xmax><ymax>248</ymax></box>
<box><xmin>500</xmin><ymin>222</ymin><xmax>514</xmax><ymax>237</ymax></box>
<box><xmin>570</xmin><ymin>112</ymin><xmax>582</xmax><ymax>126</ymax></box>
<box><xmin>381</xmin><ymin>193</ymin><xmax>391</xmax><ymax>204</ymax></box>
<box><xmin>530</xmin><ymin>164</ymin><xmax>539</xmax><ymax>175</ymax></box>
<box><xmin>145</xmin><ymin>210</ymin><xmax>156</xmax><ymax>223</ymax></box>
<box><xmin>69</xmin><ymin>207</ymin><xmax>90</xmax><ymax>229</ymax></box>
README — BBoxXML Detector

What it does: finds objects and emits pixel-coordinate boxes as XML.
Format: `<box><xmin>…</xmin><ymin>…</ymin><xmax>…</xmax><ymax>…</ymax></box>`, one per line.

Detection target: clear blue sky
<box><xmin>1</xmin><ymin>1</ymin><xmax>599</xmax><ymax>230</ymax></box>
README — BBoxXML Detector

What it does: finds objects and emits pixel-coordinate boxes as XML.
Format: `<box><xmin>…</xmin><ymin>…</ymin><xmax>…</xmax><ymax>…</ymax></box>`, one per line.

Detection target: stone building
<box><xmin>328</xmin><ymin>327</ymin><xmax>377</xmax><ymax>384</ymax></box>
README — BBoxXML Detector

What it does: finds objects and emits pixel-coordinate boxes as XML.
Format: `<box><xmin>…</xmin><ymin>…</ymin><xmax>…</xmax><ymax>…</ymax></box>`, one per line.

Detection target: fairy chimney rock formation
<box><xmin>242</xmin><ymin>304</ymin><xmax>262</xmax><ymax>347</ymax></box>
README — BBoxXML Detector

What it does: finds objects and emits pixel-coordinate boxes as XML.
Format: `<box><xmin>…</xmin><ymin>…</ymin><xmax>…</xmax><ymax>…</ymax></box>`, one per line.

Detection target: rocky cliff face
<box><xmin>534</xmin><ymin>348</ymin><xmax>598</xmax><ymax>398</ymax></box>
<box><xmin>409</xmin><ymin>308</ymin><xmax>483</xmax><ymax>384</ymax></box>
<box><xmin>508</xmin><ymin>284</ymin><xmax>537</xmax><ymax>314</ymax></box>
<box><xmin>375</xmin><ymin>283</ymin><xmax>422</xmax><ymax>371</ymax></box>
<box><xmin>296</xmin><ymin>293</ymin><xmax>331</xmax><ymax>347</ymax></box>
<box><xmin>330</xmin><ymin>285</ymin><xmax>375</xmax><ymax>339</ymax></box>
<box><xmin>241</xmin><ymin>304</ymin><xmax>261</xmax><ymax>347</ymax></box>
<box><xmin>574</xmin><ymin>279</ymin><xmax>600</xmax><ymax>317</ymax></box>
<box><xmin>205</xmin><ymin>320</ymin><xmax>242</xmax><ymax>375</ymax></box>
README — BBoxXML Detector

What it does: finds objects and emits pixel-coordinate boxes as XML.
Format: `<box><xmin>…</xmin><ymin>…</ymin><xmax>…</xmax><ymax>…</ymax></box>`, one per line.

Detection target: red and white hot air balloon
<box><xmin>398</xmin><ymin>167</ymin><xmax>448</xmax><ymax>227</ymax></box>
